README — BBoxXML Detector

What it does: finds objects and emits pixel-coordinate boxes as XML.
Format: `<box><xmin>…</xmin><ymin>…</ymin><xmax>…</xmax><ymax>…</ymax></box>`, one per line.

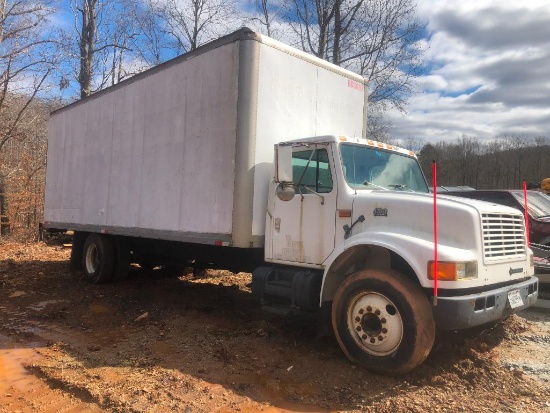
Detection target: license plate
<box><xmin>507</xmin><ymin>289</ymin><xmax>524</xmax><ymax>309</ymax></box>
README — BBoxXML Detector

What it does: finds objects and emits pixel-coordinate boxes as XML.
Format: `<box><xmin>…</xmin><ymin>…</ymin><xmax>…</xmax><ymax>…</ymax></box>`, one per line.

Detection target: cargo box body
<box><xmin>44</xmin><ymin>29</ymin><xmax>367</xmax><ymax>248</ymax></box>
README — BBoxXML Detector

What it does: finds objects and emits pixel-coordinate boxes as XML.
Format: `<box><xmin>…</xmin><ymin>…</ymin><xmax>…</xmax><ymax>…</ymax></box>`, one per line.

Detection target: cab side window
<box><xmin>292</xmin><ymin>149</ymin><xmax>333</xmax><ymax>193</ymax></box>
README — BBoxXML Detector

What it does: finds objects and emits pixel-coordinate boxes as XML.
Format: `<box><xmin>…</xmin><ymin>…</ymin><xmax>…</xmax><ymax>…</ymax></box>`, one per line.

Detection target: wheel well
<box><xmin>321</xmin><ymin>245</ymin><xmax>419</xmax><ymax>303</ymax></box>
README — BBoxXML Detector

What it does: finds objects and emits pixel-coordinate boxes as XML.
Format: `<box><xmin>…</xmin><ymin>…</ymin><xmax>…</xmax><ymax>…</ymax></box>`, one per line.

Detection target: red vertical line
<box><xmin>432</xmin><ymin>161</ymin><xmax>438</xmax><ymax>306</ymax></box>
<box><xmin>523</xmin><ymin>180</ymin><xmax>530</xmax><ymax>246</ymax></box>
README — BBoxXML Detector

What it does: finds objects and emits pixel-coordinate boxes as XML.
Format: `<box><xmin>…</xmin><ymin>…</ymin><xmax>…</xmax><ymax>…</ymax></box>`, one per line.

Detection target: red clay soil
<box><xmin>1</xmin><ymin>241</ymin><xmax>549</xmax><ymax>412</ymax></box>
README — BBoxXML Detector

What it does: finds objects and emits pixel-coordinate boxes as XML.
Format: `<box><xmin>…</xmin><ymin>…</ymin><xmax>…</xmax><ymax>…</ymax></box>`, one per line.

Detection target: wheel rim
<box><xmin>85</xmin><ymin>243</ymin><xmax>99</xmax><ymax>274</ymax></box>
<box><xmin>347</xmin><ymin>292</ymin><xmax>403</xmax><ymax>356</ymax></box>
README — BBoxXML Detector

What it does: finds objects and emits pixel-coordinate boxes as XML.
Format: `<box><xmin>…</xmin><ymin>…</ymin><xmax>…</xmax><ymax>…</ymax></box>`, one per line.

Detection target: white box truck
<box><xmin>44</xmin><ymin>28</ymin><xmax>539</xmax><ymax>374</ymax></box>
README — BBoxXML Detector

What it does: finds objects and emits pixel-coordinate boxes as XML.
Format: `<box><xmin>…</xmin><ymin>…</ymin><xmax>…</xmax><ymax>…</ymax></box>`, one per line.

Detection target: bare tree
<box><xmin>331</xmin><ymin>0</ymin><xmax>364</xmax><ymax>65</ymax></box>
<box><xmin>158</xmin><ymin>0</ymin><xmax>237</xmax><ymax>53</ymax></box>
<box><xmin>248</xmin><ymin>0</ymin><xmax>281</xmax><ymax>37</ymax></box>
<box><xmin>481</xmin><ymin>139</ymin><xmax>504</xmax><ymax>188</ymax></box>
<box><xmin>453</xmin><ymin>135</ymin><xmax>481</xmax><ymax>186</ymax></box>
<box><xmin>397</xmin><ymin>136</ymin><xmax>425</xmax><ymax>154</ymax></box>
<box><xmin>531</xmin><ymin>136</ymin><xmax>549</xmax><ymax>183</ymax></box>
<box><xmin>66</xmin><ymin>0</ymin><xmax>135</xmax><ymax>98</ymax></box>
<box><xmin>366</xmin><ymin>105</ymin><xmax>392</xmax><ymax>141</ymax></box>
<box><xmin>0</xmin><ymin>98</ymin><xmax>51</xmax><ymax>239</ymax></box>
<box><xmin>286</xmin><ymin>0</ymin><xmax>424</xmax><ymax>133</ymax></box>
<box><xmin>364</xmin><ymin>2</ymin><xmax>423</xmax><ymax>109</ymax></box>
<box><xmin>417</xmin><ymin>136</ymin><xmax>550</xmax><ymax>190</ymax></box>
<box><xmin>289</xmin><ymin>0</ymin><xmax>335</xmax><ymax>58</ymax></box>
<box><xmin>0</xmin><ymin>0</ymin><xmax>58</xmax><ymax>235</ymax></box>
<box><xmin>75</xmin><ymin>0</ymin><xmax>97</xmax><ymax>97</ymax></box>
<box><xmin>123</xmin><ymin>0</ymin><xmax>167</xmax><ymax>68</ymax></box>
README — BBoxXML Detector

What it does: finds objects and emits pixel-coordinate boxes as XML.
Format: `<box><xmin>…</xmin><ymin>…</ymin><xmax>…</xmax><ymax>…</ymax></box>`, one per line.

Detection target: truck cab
<box><xmin>253</xmin><ymin>135</ymin><xmax>539</xmax><ymax>374</ymax></box>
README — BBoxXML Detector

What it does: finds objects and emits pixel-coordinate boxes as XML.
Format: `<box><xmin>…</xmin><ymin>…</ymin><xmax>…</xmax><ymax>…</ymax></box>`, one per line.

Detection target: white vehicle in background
<box><xmin>44</xmin><ymin>28</ymin><xmax>538</xmax><ymax>374</ymax></box>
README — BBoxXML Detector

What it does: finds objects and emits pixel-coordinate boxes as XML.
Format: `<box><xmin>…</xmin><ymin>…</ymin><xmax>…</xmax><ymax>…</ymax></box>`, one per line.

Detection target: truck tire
<box><xmin>70</xmin><ymin>231</ymin><xmax>88</xmax><ymax>271</ymax></box>
<box><xmin>331</xmin><ymin>269</ymin><xmax>435</xmax><ymax>375</ymax></box>
<box><xmin>82</xmin><ymin>234</ymin><xmax>115</xmax><ymax>284</ymax></box>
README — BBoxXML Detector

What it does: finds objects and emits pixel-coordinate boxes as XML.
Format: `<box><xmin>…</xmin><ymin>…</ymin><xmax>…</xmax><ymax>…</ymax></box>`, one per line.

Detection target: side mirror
<box><xmin>275</xmin><ymin>144</ymin><xmax>293</xmax><ymax>183</ymax></box>
<box><xmin>276</xmin><ymin>182</ymin><xmax>295</xmax><ymax>201</ymax></box>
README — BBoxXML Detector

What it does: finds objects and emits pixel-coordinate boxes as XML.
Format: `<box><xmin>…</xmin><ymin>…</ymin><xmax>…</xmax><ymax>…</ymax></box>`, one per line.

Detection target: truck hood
<box><xmin>350</xmin><ymin>191</ymin><xmax>527</xmax><ymax>264</ymax></box>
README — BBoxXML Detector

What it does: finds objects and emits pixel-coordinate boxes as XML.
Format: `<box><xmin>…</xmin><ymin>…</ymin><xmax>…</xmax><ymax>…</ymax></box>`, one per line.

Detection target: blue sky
<box><xmin>386</xmin><ymin>0</ymin><xmax>550</xmax><ymax>142</ymax></box>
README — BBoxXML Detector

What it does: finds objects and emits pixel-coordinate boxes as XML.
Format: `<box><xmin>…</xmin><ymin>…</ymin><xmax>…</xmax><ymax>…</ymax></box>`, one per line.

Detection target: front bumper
<box><xmin>433</xmin><ymin>276</ymin><xmax>539</xmax><ymax>330</ymax></box>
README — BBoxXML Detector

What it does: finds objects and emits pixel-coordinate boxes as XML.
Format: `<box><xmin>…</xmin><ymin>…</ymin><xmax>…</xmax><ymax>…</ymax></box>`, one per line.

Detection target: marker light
<box><xmin>428</xmin><ymin>261</ymin><xmax>478</xmax><ymax>281</ymax></box>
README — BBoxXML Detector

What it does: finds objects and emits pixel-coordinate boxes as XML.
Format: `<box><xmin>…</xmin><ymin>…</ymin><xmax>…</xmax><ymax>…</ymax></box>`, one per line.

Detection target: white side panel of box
<box><xmin>250</xmin><ymin>40</ymin><xmax>367</xmax><ymax>237</ymax></box>
<box><xmin>45</xmin><ymin>42</ymin><xmax>240</xmax><ymax>237</ymax></box>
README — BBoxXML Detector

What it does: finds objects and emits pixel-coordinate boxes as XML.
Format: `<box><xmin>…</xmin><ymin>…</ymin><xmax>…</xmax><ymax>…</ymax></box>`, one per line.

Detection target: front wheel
<box><xmin>332</xmin><ymin>269</ymin><xmax>435</xmax><ymax>375</ymax></box>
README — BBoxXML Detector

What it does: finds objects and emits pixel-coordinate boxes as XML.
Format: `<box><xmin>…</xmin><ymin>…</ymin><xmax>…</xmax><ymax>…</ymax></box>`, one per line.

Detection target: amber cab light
<box><xmin>428</xmin><ymin>261</ymin><xmax>478</xmax><ymax>281</ymax></box>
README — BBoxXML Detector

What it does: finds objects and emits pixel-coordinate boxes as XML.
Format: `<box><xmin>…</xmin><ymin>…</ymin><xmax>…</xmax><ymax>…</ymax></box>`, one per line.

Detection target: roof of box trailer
<box><xmin>51</xmin><ymin>28</ymin><xmax>366</xmax><ymax>117</ymax></box>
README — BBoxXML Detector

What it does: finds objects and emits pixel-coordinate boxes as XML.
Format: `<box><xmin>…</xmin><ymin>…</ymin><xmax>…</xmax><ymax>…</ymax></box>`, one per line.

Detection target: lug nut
<box><xmin>355</xmin><ymin>316</ymin><xmax>361</xmax><ymax>322</ymax></box>
<box><xmin>375</xmin><ymin>309</ymin><xmax>381</xmax><ymax>316</ymax></box>
<box><xmin>366</xmin><ymin>306</ymin><xmax>372</xmax><ymax>312</ymax></box>
<box><xmin>370</xmin><ymin>338</ymin><xmax>376</xmax><ymax>344</ymax></box>
<box><xmin>361</xmin><ymin>334</ymin><xmax>367</xmax><ymax>340</ymax></box>
<box><xmin>378</xmin><ymin>336</ymin><xmax>383</xmax><ymax>341</ymax></box>
<box><xmin>380</xmin><ymin>318</ymin><xmax>386</xmax><ymax>324</ymax></box>
<box><xmin>356</xmin><ymin>326</ymin><xmax>362</xmax><ymax>332</ymax></box>
<box><xmin>359</xmin><ymin>309</ymin><xmax>364</xmax><ymax>314</ymax></box>
<box><xmin>382</xmin><ymin>328</ymin><xmax>388</xmax><ymax>334</ymax></box>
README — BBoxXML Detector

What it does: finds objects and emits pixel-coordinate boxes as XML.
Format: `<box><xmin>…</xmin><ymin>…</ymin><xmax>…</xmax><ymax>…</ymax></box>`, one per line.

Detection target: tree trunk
<box><xmin>332</xmin><ymin>0</ymin><xmax>341</xmax><ymax>64</ymax></box>
<box><xmin>0</xmin><ymin>174</ymin><xmax>10</xmax><ymax>236</ymax></box>
<box><xmin>79</xmin><ymin>0</ymin><xmax>97</xmax><ymax>98</ymax></box>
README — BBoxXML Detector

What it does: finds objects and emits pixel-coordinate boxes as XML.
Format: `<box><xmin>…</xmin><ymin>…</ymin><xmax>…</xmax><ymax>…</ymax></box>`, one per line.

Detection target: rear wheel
<box><xmin>70</xmin><ymin>231</ymin><xmax>88</xmax><ymax>271</ymax></box>
<box><xmin>332</xmin><ymin>269</ymin><xmax>435</xmax><ymax>375</ymax></box>
<box><xmin>82</xmin><ymin>234</ymin><xmax>115</xmax><ymax>284</ymax></box>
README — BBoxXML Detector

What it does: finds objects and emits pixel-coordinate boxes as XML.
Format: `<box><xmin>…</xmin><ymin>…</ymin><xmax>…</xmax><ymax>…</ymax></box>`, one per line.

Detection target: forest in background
<box><xmin>411</xmin><ymin>135</ymin><xmax>550</xmax><ymax>190</ymax></box>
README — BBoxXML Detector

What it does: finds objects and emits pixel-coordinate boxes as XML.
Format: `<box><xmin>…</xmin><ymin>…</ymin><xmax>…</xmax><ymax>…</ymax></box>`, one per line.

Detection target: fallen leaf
<box><xmin>135</xmin><ymin>312</ymin><xmax>149</xmax><ymax>322</ymax></box>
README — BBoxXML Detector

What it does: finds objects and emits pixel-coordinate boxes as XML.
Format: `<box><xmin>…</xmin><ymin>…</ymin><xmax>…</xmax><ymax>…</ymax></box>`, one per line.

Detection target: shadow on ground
<box><xmin>0</xmin><ymin>255</ymin><xmax>546</xmax><ymax>412</ymax></box>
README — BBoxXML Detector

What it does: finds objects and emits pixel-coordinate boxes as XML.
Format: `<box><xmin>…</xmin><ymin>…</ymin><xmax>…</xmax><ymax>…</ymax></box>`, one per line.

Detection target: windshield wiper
<box><xmin>388</xmin><ymin>184</ymin><xmax>414</xmax><ymax>192</ymax></box>
<box><xmin>362</xmin><ymin>181</ymin><xmax>389</xmax><ymax>190</ymax></box>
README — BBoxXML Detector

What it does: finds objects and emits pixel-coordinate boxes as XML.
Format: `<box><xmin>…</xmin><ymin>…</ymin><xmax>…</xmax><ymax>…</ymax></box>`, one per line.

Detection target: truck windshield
<box><xmin>511</xmin><ymin>191</ymin><xmax>550</xmax><ymax>218</ymax></box>
<box><xmin>340</xmin><ymin>144</ymin><xmax>429</xmax><ymax>193</ymax></box>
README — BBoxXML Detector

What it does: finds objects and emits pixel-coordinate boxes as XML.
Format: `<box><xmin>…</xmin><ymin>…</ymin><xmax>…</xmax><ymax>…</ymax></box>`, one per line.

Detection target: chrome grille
<box><xmin>482</xmin><ymin>213</ymin><xmax>526</xmax><ymax>262</ymax></box>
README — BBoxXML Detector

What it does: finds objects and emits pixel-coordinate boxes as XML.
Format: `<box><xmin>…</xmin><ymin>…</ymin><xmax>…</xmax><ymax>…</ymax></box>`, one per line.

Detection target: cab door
<box><xmin>269</xmin><ymin>145</ymin><xmax>337</xmax><ymax>265</ymax></box>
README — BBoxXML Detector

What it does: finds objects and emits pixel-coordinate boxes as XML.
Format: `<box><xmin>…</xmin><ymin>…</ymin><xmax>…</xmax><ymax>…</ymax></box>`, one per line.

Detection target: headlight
<box><xmin>427</xmin><ymin>261</ymin><xmax>478</xmax><ymax>281</ymax></box>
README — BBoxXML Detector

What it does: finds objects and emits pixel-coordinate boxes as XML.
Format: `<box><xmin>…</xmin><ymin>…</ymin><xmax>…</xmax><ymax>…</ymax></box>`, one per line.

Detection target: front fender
<box><xmin>322</xmin><ymin>231</ymin><xmax>477</xmax><ymax>292</ymax></box>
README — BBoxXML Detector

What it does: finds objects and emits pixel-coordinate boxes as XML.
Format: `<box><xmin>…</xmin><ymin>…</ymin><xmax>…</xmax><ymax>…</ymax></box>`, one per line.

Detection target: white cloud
<box><xmin>415</xmin><ymin>75</ymin><xmax>447</xmax><ymax>91</ymax></box>
<box><xmin>389</xmin><ymin>0</ymin><xmax>550</xmax><ymax>142</ymax></box>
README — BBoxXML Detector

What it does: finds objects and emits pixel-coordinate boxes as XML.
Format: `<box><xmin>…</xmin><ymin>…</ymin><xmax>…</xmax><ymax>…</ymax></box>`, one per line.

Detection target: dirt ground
<box><xmin>1</xmin><ymin>242</ymin><xmax>549</xmax><ymax>413</ymax></box>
